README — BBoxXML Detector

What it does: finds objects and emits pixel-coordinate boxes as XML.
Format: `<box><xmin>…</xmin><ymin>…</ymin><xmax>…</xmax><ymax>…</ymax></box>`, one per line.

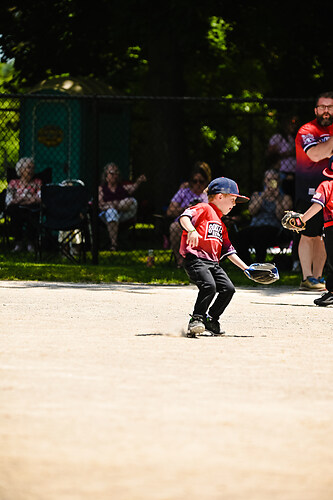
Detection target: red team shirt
<box><xmin>311</xmin><ymin>180</ymin><xmax>333</xmax><ymax>229</ymax></box>
<box><xmin>295</xmin><ymin>119</ymin><xmax>333</xmax><ymax>202</ymax></box>
<box><xmin>179</xmin><ymin>202</ymin><xmax>236</xmax><ymax>262</ymax></box>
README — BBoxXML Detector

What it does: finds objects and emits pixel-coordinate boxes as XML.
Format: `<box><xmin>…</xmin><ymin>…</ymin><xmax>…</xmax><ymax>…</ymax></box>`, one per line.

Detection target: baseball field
<box><xmin>0</xmin><ymin>280</ymin><xmax>332</xmax><ymax>500</ymax></box>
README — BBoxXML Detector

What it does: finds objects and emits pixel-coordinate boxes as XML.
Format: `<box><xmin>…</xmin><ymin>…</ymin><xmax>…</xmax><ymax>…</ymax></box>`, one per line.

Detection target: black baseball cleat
<box><xmin>204</xmin><ymin>316</ymin><xmax>225</xmax><ymax>335</ymax></box>
<box><xmin>187</xmin><ymin>314</ymin><xmax>205</xmax><ymax>337</ymax></box>
<box><xmin>314</xmin><ymin>291</ymin><xmax>333</xmax><ymax>307</ymax></box>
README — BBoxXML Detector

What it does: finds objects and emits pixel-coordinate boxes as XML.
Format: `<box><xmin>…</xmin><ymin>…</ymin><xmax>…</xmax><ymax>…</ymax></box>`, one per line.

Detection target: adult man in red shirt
<box><xmin>295</xmin><ymin>91</ymin><xmax>333</xmax><ymax>290</ymax></box>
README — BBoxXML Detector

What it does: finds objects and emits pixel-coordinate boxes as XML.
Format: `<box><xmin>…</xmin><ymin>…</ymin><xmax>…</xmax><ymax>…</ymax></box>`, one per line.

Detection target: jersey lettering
<box><xmin>206</xmin><ymin>221</ymin><xmax>223</xmax><ymax>242</ymax></box>
<box><xmin>301</xmin><ymin>133</ymin><xmax>315</xmax><ymax>146</ymax></box>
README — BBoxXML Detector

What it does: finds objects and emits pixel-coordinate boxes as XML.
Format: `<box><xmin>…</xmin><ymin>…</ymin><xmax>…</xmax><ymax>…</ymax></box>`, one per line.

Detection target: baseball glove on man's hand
<box><xmin>244</xmin><ymin>263</ymin><xmax>279</xmax><ymax>285</ymax></box>
<box><xmin>281</xmin><ymin>211</ymin><xmax>306</xmax><ymax>232</ymax></box>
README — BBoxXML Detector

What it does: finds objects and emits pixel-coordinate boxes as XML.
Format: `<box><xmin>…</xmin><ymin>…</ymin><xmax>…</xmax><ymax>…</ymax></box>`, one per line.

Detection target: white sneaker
<box><xmin>187</xmin><ymin>315</ymin><xmax>205</xmax><ymax>337</ymax></box>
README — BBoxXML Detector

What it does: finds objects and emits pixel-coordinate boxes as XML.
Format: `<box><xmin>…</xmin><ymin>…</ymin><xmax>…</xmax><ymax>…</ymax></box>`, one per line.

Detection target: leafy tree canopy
<box><xmin>0</xmin><ymin>1</ymin><xmax>332</xmax><ymax>97</ymax></box>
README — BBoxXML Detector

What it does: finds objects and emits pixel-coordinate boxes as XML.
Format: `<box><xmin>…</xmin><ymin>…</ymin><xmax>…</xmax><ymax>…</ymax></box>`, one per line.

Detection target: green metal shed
<box><xmin>19</xmin><ymin>76</ymin><xmax>131</xmax><ymax>193</ymax></box>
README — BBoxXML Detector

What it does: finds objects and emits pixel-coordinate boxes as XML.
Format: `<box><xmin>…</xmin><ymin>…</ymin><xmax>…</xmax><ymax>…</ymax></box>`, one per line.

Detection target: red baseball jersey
<box><xmin>179</xmin><ymin>202</ymin><xmax>236</xmax><ymax>262</ymax></box>
<box><xmin>295</xmin><ymin>119</ymin><xmax>333</xmax><ymax>201</ymax></box>
<box><xmin>311</xmin><ymin>179</ymin><xmax>333</xmax><ymax>228</ymax></box>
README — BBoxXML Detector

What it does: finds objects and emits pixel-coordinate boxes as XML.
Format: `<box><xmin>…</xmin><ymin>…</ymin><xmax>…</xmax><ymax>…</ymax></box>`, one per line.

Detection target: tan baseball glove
<box><xmin>281</xmin><ymin>211</ymin><xmax>306</xmax><ymax>232</ymax></box>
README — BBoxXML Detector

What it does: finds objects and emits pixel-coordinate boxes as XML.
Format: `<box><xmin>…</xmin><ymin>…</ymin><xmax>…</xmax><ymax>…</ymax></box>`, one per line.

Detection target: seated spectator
<box><xmin>233</xmin><ymin>169</ymin><xmax>293</xmax><ymax>263</ymax></box>
<box><xmin>98</xmin><ymin>162</ymin><xmax>146</xmax><ymax>251</ymax></box>
<box><xmin>5</xmin><ymin>157</ymin><xmax>42</xmax><ymax>252</ymax></box>
<box><xmin>167</xmin><ymin>161</ymin><xmax>211</xmax><ymax>267</ymax></box>
<box><xmin>266</xmin><ymin>114</ymin><xmax>299</xmax><ymax>198</ymax></box>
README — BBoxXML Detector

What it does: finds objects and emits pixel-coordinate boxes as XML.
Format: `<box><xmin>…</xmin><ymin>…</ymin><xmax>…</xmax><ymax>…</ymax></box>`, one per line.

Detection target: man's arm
<box><xmin>306</xmin><ymin>136</ymin><xmax>333</xmax><ymax>162</ymax></box>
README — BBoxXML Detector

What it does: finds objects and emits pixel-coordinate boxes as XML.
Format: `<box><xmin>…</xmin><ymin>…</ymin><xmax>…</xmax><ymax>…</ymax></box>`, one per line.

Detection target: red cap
<box><xmin>323</xmin><ymin>167</ymin><xmax>333</xmax><ymax>178</ymax></box>
<box><xmin>323</xmin><ymin>157</ymin><xmax>333</xmax><ymax>178</ymax></box>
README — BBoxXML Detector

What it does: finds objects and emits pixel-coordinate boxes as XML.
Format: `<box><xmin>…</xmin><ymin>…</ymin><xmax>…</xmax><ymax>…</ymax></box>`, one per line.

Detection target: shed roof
<box><xmin>30</xmin><ymin>75</ymin><xmax>118</xmax><ymax>95</ymax></box>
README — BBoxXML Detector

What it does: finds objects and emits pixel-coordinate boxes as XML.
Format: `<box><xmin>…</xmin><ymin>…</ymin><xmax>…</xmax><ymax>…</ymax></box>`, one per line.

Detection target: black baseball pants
<box><xmin>184</xmin><ymin>254</ymin><xmax>235</xmax><ymax>319</ymax></box>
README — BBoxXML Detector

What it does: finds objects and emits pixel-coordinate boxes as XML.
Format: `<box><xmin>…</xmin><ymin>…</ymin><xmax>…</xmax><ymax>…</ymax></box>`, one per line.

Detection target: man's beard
<box><xmin>317</xmin><ymin>114</ymin><xmax>333</xmax><ymax>127</ymax></box>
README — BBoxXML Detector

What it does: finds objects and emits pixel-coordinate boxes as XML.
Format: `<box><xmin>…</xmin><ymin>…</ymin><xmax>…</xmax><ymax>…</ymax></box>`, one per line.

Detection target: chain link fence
<box><xmin>0</xmin><ymin>93</ymin><xmax>313</xmax><ymax>267</ymax></box>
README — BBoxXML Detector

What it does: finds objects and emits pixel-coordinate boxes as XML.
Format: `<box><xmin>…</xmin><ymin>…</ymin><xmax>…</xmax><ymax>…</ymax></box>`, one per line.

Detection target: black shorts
<box><xmin>295</xmin><ymin>199</ymin><xmax>324</xmax><ymax>237</ymax></box>
<box><xmin>323</xmin><ymin>226</ymin><xmax>333</xmax><ymax>292</ymax></box>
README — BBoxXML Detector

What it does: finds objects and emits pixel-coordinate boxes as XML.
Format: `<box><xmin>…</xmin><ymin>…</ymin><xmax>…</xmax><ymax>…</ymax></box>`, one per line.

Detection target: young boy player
<box><xmin>296</xmin><ymin>160</ymin><xmax>333</xmax><ymax>306</ymax></box>
<box><xmin>179</xmin><ymin>176</ymin><xmax>250</xmax><ymax>337</ymax></box>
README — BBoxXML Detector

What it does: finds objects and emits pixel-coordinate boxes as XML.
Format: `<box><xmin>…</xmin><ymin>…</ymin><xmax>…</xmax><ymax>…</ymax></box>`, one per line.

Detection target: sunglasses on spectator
<box><xmin>192</xmin><ymin>178</ymin><xmax>205</xmax><ymax>185</ymax></box>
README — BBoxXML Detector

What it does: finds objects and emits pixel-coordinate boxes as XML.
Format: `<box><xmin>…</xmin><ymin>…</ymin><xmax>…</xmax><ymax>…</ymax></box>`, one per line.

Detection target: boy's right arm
<box><xmin>179</xmin><ymin>215</ymin><xmax>200</xmax><ymax>247</ymax></box>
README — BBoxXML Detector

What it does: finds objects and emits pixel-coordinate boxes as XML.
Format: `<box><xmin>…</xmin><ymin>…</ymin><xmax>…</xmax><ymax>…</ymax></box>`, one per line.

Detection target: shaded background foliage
<box><xmin>0</xmin><ymin>1</ymin><xmax>333</xmax><ymax>212</ymax></box>
<box><xmin>220</xmin><ymin>1</ymin><xmax>333</xmax><ymax>98</ymax></box>
<box><xmin>2</xmin><ymin>1</ymin><xmax>333</xmax><ymax>98</ymax></box>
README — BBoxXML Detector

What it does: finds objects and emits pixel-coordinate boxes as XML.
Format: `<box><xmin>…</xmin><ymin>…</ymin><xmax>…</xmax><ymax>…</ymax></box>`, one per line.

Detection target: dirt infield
<box><xmin>0</xmin><ymin>280</ymin><xmax>332</xmax><ymax>500</ymax></box>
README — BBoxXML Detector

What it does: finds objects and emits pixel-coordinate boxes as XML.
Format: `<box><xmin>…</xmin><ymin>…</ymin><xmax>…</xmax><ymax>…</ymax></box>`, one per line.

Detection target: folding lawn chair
<box><xmin>38</xmin><ymin>182</ymin><xmax>90</xmax><ymax>263</ymax></box>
